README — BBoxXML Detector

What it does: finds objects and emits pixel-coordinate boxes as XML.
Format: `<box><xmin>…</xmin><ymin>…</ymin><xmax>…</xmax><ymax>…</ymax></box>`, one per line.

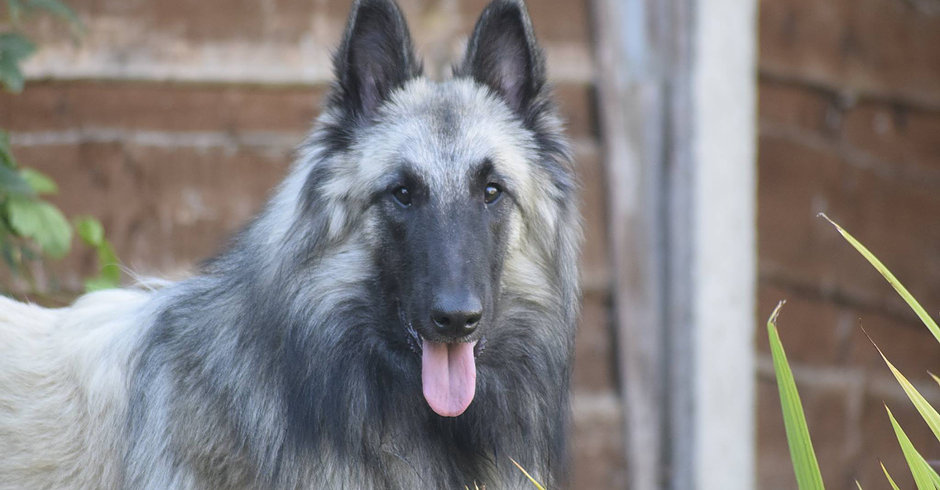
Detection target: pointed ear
<box><xmin>458</xmin><ymin>0</ymin><xmax>546</xmax><ymax>116</ymax></box>
<box><xmin>333</xmin><ymin>0</ymin><xmax>421</xmax><ymax>119</ymax></box>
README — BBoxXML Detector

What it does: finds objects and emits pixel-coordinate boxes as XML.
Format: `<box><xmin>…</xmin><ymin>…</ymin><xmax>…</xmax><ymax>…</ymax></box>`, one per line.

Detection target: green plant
<box><xmin>2</xmin><ymin>0</ymin><xmax>82</xmax><ymax>93</ymax></box>
<box><xmin>1</xmin><ymin>0</ymin><xmax>118</xmax><ymax>294</ymax></box>
<box><xmin>511</xmin><ymin>458</ymin><xmax>546</xmax><ymax>490</ymax></box>
<box><xmin>769</xmin><ymin>215</ymin><xmax>940</xmax><ymax>489</ymax></box>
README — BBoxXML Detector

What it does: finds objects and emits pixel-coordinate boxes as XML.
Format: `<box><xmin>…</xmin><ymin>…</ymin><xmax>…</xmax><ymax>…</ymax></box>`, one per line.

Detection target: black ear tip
<box><xmin>352</xmin><ymin>0</ymin><xmax>402</xmax><ymax>9</ymax></box>
<box><xmin>349</xmin><ymin>0</ymin><xmax>408</xmax><ymax>26</ymax></box>
<box><xmin>477</xmin><ymin>0</ymin><xmax>538</xmax><ymax>46</ymax></box>
<box><xmin>482</xmin><ymin>0</ymin><xmax>530</xmax><ymax>18</ymax></box>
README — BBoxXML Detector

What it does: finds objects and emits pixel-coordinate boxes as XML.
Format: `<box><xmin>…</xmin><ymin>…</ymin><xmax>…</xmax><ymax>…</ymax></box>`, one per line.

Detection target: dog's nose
<box><xmin>430</xmin><ymin>294</ymin><xmax>482</xmax><ymax>337</ymax></box>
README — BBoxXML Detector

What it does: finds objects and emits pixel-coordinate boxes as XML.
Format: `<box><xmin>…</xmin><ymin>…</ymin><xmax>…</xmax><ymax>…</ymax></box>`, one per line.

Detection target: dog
<box><xmin>0</xmin><ymin>0</ymin><xmax>581</xmax><ymax>487</ymax></box>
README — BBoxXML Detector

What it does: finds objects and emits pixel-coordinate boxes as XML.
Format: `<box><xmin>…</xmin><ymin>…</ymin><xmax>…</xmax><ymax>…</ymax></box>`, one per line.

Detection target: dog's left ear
<box><xmin>333</xmin><ymin>0</ymin><xmax>421</xmax><ymax>119</ymax></box>
<box><xmin>458</xmin><ymin>0</ymin><xmax>546</xmax><ymax>117</ymax></box>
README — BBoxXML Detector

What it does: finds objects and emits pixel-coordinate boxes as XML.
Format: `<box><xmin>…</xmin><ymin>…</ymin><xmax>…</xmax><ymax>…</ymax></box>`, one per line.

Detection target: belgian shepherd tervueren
<box><xmin>0</xmin><ymin>0</ymin><xmax>580</xmax><ymax>488</ymax></box>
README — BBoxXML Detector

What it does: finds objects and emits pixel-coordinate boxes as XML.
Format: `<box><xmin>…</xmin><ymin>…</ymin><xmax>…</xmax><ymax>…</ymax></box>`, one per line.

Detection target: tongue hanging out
<box><xmin>421</xmin><ymin>339</ymin><xmax>477</xmax><ymax>417</ymax></box>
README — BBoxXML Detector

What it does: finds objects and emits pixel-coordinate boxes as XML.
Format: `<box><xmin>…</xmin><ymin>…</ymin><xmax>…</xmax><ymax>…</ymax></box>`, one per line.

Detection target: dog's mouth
<box><xmin>401</xmin><ymin>310</ymin><xmax>485</xmax><ymax>418</ymax></box>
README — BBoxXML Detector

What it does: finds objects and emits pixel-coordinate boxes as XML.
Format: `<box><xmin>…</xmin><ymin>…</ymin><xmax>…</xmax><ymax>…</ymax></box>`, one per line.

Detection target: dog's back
<box><xmin>0</xmin><ymin>290</ymin><xmax>150</xmax><ymax>489</ymax></box>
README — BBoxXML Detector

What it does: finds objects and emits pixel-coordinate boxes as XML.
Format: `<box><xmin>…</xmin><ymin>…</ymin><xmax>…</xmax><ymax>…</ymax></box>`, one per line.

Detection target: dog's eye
<box><xmin>483</xmin><ymin>184</ymin><xmax>502</xmax><ymax>204</ymax></box>
<box><xmin>392</xmin><ymin>186</ymin><xmax>412</xmax><ymax>207</ymax></box>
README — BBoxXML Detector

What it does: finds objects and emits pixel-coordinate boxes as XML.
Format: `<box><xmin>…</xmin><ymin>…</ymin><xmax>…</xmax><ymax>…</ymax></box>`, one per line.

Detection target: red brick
<box><xmin>758</xmin><ymin>280</ymin><xmax>940</xmax><ymax>376</ymax></box>
<box><xmin>554</xmin><ymin>83</ymin><xmax>597</xmax><ymax>140</ymax></box>
<box><xmin>845</xmin><ymin>312</ymin><xmax>940</xmax><ymax>378</ymax></box>
<box><xmin>63</xmin><ymin>0</ymin><xmax>294</xmax><ymax>43</ymax></box>
<box><xmin>841</xmin><ymin>101</ymin><xmax>940</xmax><ymax>171</ymax></box>
<box><xmin>757</xmin><ymin>376</ymin><xmax>852</xmax><ymax>489</ymax></box>
<box><xmin>10</xmin><ymin>142</ymin><xmax>290</xmax><ymax>289</ymax></box>
<box><xmin>572</xmin><ymin>291</ymin><xmax>614</xmax><ymax>393</ymax></box>
<box><xmin>0</xmin><ymin>81</ymin><xmax>326</xmax><ymax>133</ymax></box>
<box><xmin>759</xmin><ymin>0</ymin><xmax>940</xmax><ymax>103</ymax></box>
<box><xmin>758</xmin><ymin>133</ymin><xmax>940</xmax><ymax>318</ymax></box>
<box><xmin>576</xmin><ymin>148</ymin><xmax>608</xmax><ymax>287</ymax></box>
<box><xmin>758</xmin><ymin>79</ymin><xmax>837</xmax><ymax>135</ymax></box>
<box><xmin>39</xmin><ymin>0</ymin><xmax>587</xmax><ymax>51</ymax></box>
<box><xmin>0</xmin><ymin>80</ymin><xmax>593</xmax><ymax>137</ymax></box>
<box><xmin>571</xmin><ymin>394</ymin><xmax>628</xmax><ymax>489</ymax></box>
<box><xmin>756</xmin><ymin>283</ymin><xmax>852</xmax><ymax>365</ymax></box>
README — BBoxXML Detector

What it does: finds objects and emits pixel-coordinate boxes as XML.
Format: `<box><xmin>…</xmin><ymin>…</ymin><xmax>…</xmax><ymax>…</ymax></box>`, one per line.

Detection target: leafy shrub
<box><xmin>1</xmin><ymin>0</ymin><xmax>118</xmax><ymax>294</ymax></box>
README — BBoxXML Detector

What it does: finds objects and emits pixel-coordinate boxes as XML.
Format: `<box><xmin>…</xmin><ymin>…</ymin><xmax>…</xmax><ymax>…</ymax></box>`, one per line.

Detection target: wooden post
<box><xmin>591</xmin><ymin>0</ymin><xmax>757</xmax><ymax>488</ymax></box>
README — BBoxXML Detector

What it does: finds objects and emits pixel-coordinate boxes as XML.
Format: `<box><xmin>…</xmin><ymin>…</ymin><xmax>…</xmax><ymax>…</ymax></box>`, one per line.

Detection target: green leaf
<box><xmin>885</xmin><ymin>405</ymin><xmax>940</xmax><ymax>490</ymax></box>
<box><xmin>0</xmin><ymin>33</ymin><xmax>35</xmax><ymax>93</ymax></box>
<box><xmin>0</xmin><ymin>32</ymin><xmax>35</xmax><ymax>59</ymax></box>
<box><xmin>767</xmin><ymin>301</ymin><xmax>826</xmax><ymax>490</ymax></box>
<box><xmin>870</xmin><ymin>340</ymin><xmax>940</xmax><ymax>444</ymax></box>
<box><xmin>821</xmin><ymin>214</ymin><xmax>940</xmax><ymax>345</ymax></box>
<box><xmin>96</xmin><ymin>240</ymin><xmax>120</xmax><ymax>284</ymax></box>
<box><xmin>6</xmin><ymin>197</ymin><xmax>71</xmax><ymax>258</ymax></box>
<box><xmin>5</xmin><ymin>0</ymin><xmax>25</xmax><ymax>24</ymax></box>
<box><xmin>0</xmin><ymin>164</ymin><xmax>34</xmax><ymax>196</ymax></box>
<box><xmin>24</xmin><ymin>0</ymin><xmax>82</xmax><ymax>32</ymax></box>
<box><xmin>75</xmin><ymin>216</ymin><xmax>121</xmax><ymax>291</ymax></box>
<box><xmin>0</xmin><ymin>130</ymin><xmax>14</xmax><ymax>168</ymax></box>
<box><xmin>74</xmin><ymin>216</ymin><xmax>104</xmax><ymax>246</ymax></box>
<box><xmin>881</xmin><ymin>462</ymin><xmax>901</xmax><ymax>490</ymax></box>
<box><xmin>20</xmin><ymin>167</ymin><xmax>57</xmax><ymax>195</ymax></box>
<box><xmin>84</xmin><ymin>275</ymin><xmax>116</xmax><ymax>292</ymax></box>
<box><xmin>0</xmin><ymin>54</ymin><xmax>25</xmax><ymax>92</ymax></box>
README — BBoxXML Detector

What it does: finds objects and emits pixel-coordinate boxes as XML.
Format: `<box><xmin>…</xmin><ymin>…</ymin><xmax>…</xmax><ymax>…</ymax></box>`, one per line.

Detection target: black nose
<box><xmin>430</xmin><ymin>294</ymin><xmax>483</xmax><ymax>337</ymax></box>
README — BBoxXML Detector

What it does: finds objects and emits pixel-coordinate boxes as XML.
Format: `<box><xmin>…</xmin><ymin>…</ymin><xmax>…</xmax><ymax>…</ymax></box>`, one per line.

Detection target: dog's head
<box><xmin>302</xmin><ymin>0</ymin><xmax>572</xmax><ymax>418</ymax></box>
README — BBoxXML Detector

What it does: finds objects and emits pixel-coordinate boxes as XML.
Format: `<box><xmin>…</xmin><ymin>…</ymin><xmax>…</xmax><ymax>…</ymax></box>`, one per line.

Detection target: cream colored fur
<box><xmin>0</xmin><ymin>290</ymin><xmax>151</xmax><ymax>489</ymax></box>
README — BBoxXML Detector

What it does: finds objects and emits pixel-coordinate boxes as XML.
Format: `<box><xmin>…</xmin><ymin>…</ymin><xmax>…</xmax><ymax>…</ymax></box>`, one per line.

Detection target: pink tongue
<box><xmin>421</xmin><ymin>340</ymin><xmax>477</xmax><ymax>417</ymax></box>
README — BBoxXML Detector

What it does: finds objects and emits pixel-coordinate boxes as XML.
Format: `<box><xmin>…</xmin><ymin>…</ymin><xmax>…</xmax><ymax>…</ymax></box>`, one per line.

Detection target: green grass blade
<box><xmin>881</xmin><ymin>462</ymin><xmax>901</xmax><ymax>490</ymax></box>
<box><xmin>855</xmin><ymin>481</ymin><xmax>863</xmax><ymax>490</ymax></box>
<box><xmin>510</xmin><ymin>458</ymin><xmax>545</xmax><ymax>490</ymax></box>
<box><xmin>820</xmin><ymin>214</ymin><xmax>940</xmax><ymax>345</ymax></box>
<box><xmin>885</xmin><ymin>405</ymin><xmax>940</xmax><ymax>490</ymax></box>
<box><xmin>870</xmin><ymin>339</ymin><xmax>940</xmax><ymax>443</ymax></box>
<box><xmin>767</xmin><ymin>301</ymin><xmax>826</xmax><ymax>490</ymax></box>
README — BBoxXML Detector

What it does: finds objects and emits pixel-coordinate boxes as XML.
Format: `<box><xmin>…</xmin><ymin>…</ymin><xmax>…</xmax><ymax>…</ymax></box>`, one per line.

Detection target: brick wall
<box><xmin>0</xmin><ymin>0</ymin><xmax>626</xmax><ymax>487</ymax></box>
<box><xmin>758</xmin><ymin>0</ymin><xmax>940</xmax><ymax>487</ymax></box>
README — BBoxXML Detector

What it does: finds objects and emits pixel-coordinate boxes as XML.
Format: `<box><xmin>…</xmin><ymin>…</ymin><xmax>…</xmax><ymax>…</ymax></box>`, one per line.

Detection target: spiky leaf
<box><xmin>510</xmin><ymin>458</ymin><xmax>545</xmax><ymax>490</ymax></box>
<box><xmin>768</xmin><ymin>301</ymin><xmax>826</xmax><ymax>490</ymax></box>
<box><xmin>881</xmin><ymin>462</ymin><xmax>901</xmax><ymax>490</ymax></box>
<box><xmin>871</xmin><ymin>342</ymin><xmax>940</xmax><ymax>444</ymax></box>
<box><xmin>885</xmin><ymin>405</ymin><xmax>940</xmax><ymax>490</ymax></box>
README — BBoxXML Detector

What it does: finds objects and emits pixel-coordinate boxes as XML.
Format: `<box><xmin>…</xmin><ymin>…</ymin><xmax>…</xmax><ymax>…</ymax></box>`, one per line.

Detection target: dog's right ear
<box><xmin>332</xmin><ymin>0</ymin><xmax>421</xmax><ymax>120</ymax></box>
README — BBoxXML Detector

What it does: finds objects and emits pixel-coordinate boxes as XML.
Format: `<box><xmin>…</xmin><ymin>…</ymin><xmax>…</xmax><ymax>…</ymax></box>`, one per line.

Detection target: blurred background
<box><xmin>1</xmin><ymin>0</ymin><xmax>939</xmax><ymax>488</ymax></box>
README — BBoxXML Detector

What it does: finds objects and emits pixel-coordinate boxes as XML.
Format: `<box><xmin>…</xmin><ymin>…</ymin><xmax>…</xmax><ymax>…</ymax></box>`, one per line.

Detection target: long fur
<box><xmin>0</xmin><ymin>1</ymin><xmax>580</xmax><ymax>488</ymax></box>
